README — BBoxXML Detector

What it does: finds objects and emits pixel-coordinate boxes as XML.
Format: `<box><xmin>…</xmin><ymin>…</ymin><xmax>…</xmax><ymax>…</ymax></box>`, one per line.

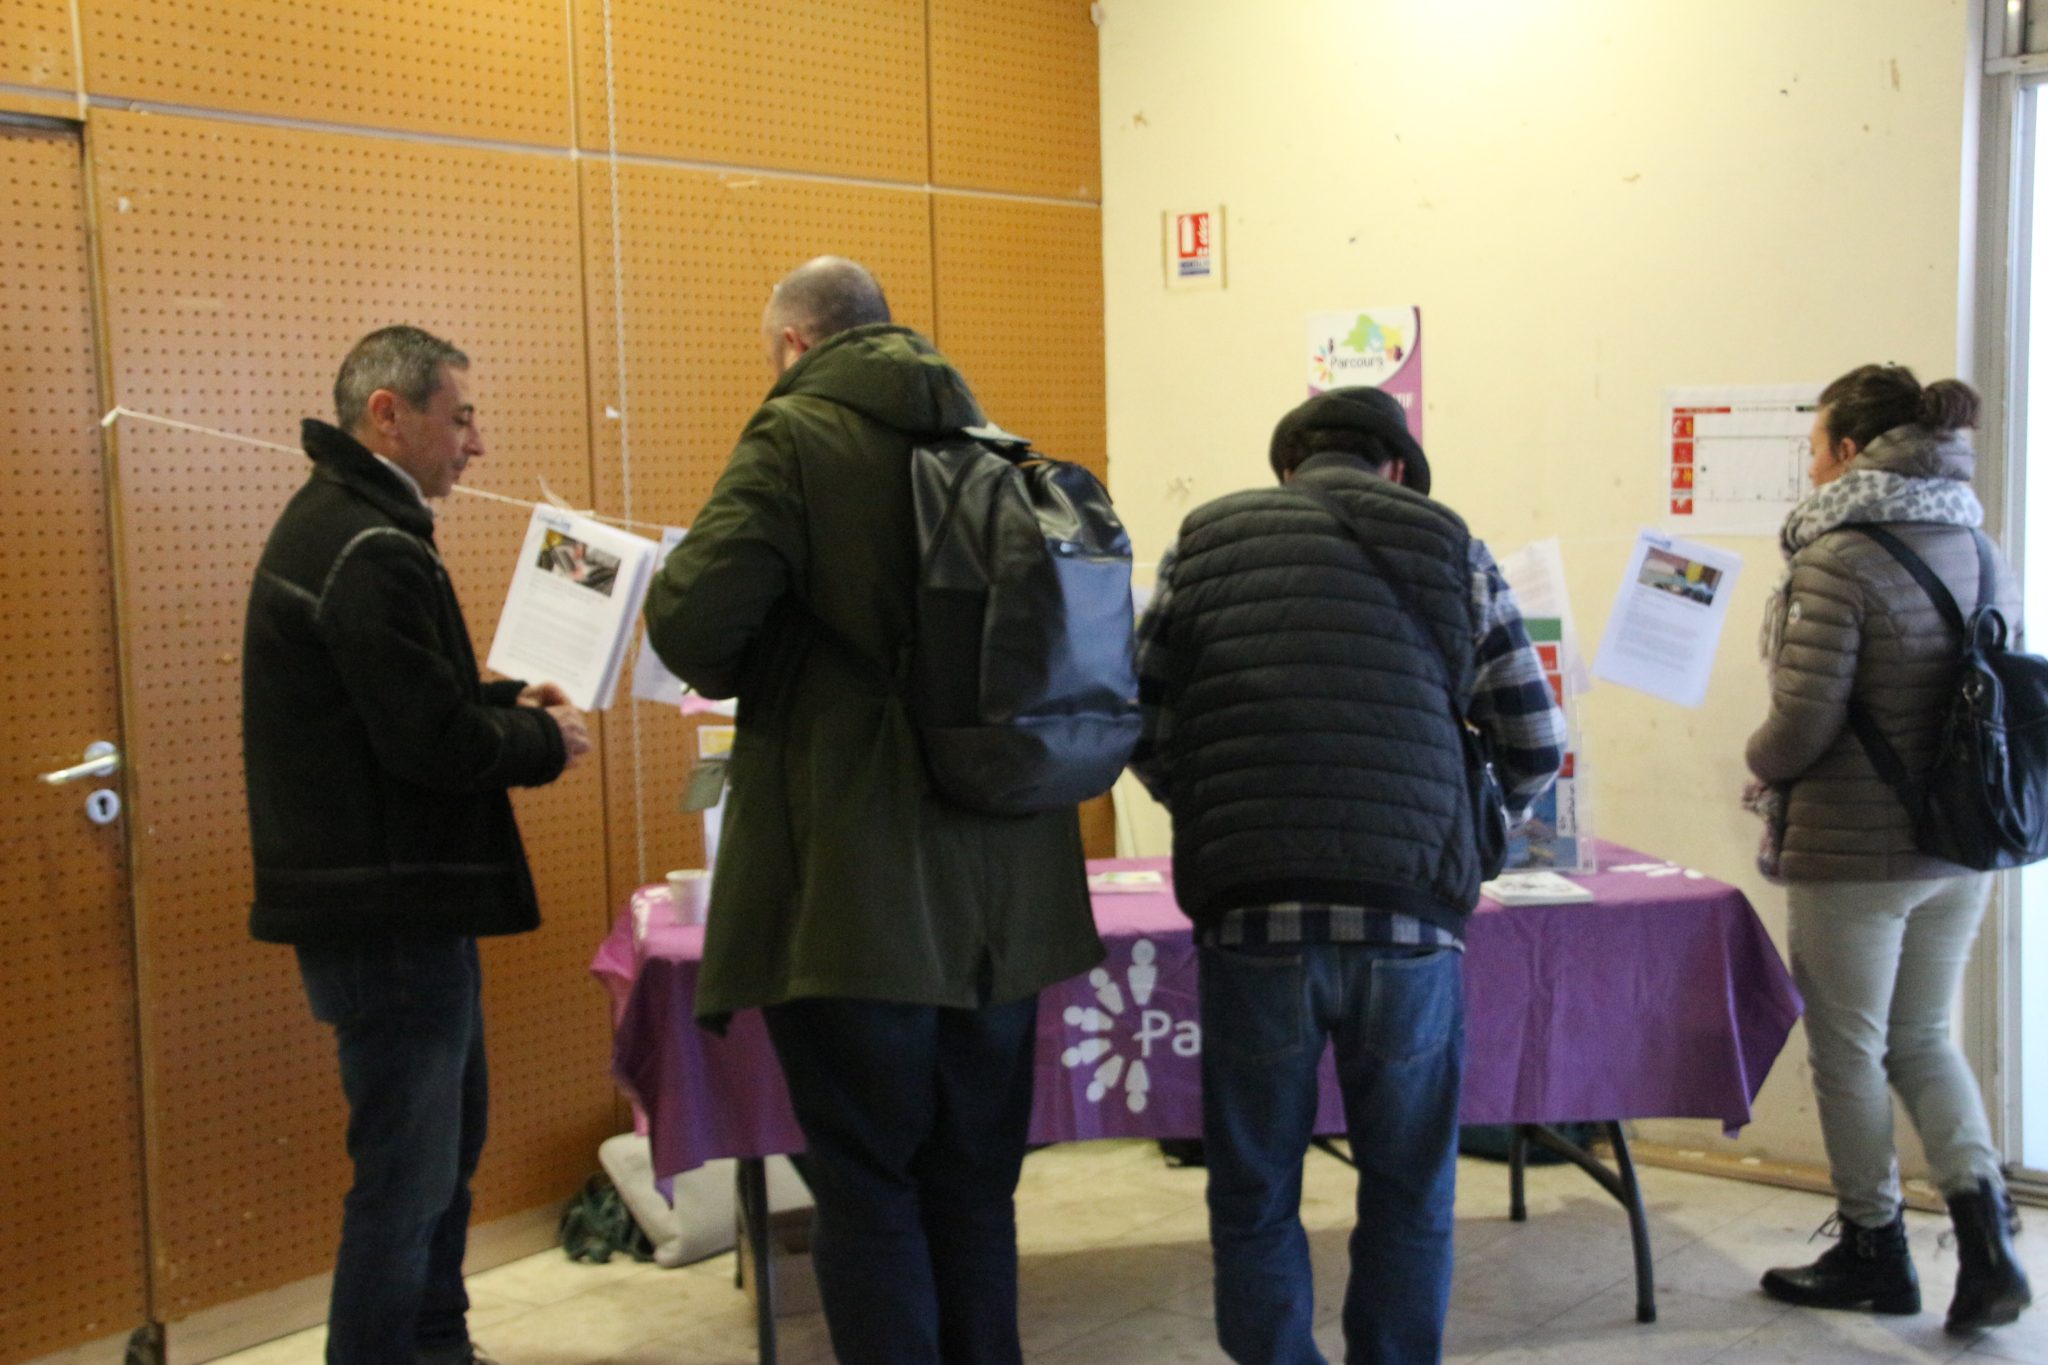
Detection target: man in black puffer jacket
<box><xmin>242</xmin><ymin>326</ymin><xmax>590</xmax><ymax>1365</ymax></box>
<box><xmin>1132</xmin><ymin>387</ymin><xmax>1564</xmax><ymax>1365</ymax></box>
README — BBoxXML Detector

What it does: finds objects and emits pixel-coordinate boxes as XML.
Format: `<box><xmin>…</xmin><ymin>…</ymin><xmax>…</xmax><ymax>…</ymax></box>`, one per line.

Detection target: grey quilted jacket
<box><xmin>1746</xmin><ymin>427</ymin><xmax>2020</xmax><ymax>882</ymax></box>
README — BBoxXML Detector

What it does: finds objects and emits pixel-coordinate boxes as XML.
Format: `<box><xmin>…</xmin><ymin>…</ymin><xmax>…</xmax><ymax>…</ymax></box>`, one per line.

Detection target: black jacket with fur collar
<box><xmin>242</xmin><ymin>420</ymin><xmax>565</xmax><ymax>943</ymax></box>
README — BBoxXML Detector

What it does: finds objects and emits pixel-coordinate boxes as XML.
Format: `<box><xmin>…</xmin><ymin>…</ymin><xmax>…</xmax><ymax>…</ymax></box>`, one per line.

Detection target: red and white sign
<box><xmin>1164</xmin><ymin>206</ymin><xmax>1225</xmax><ymax>291</ymax></box>
<box><xmin>1661</xmin><ymin>385</ymin><xmax>1820</xmax><ymax>534</ymax></box>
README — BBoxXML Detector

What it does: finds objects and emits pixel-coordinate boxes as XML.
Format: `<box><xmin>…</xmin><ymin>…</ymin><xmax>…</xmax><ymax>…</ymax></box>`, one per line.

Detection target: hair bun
<box><xmin>1918</xmin><ymin>378</ymin><xmax>1981</xmax><ymax>432</ymax></box>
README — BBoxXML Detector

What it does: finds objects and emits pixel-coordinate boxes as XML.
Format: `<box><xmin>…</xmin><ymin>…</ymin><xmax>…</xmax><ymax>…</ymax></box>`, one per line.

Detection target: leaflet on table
<box><xmin>1503</xmin><ymin>615</ymin><xmax>1593</xmax><ymax>873</ymax></box>
<box><xmin>1088</xmin><ymin>869</ymin><xmax>1166</xmax><ymax>894</ymax></box>
<box><xmin>485</xmin><ymin>506</ymin><xmax>660</xmax><ymax>712</ymax></box>
<box><xmin>1591</xmin><ymin>530</ymin><xmax>1743</xmax><ymax>709</ymax></box>
<box><xmin>1481</xmin><ymin>870</ymin><xmax>1594</xmax><ymax>905</ymax></box>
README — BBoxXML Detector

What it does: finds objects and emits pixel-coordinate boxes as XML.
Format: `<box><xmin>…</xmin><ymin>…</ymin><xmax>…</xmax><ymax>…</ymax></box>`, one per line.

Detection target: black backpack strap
<box><xmin>1845</xmin><ymin>704</ymin><xmax>1919</xmax><ymax>805</ymax></box>
<box><xmin>1845</xmin><ymin>524</ymin><xmax>1967</xmax><ymax>636</ymax></box>
<box><xmin>1837</xmin><ymin>523</ymin><xmax>1988</xmax><ymax>819</ymax></box>
<box><xmin>1289</xmin><ymin>482</ymin><xmax>1468</xmax><ymax>707</ymax></box>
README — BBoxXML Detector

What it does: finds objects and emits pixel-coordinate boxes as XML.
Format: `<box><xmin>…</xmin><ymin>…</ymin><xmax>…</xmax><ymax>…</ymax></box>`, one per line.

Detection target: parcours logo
<box><xmin>1059</xmin><ymin>940</ymin><xmax>1201</xmax><ymax>1113</ymax></box>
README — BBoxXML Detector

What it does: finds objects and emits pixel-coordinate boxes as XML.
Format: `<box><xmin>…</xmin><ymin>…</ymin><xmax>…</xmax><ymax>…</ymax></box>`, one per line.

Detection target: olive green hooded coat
<box><xmin>644</xmin><ymin>324</ymin><xmax>1102</xmax><ymax>1021</ymax></box>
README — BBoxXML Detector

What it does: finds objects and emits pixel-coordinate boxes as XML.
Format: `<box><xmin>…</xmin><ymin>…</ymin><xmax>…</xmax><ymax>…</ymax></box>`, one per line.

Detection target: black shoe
<box><xmin>1761</xmin><ymin>1212</ymin><xmax>1921</xmax><ymax>1315</ymax></box>
<box><xmin>1947</xmin><ymin>1179</ymin><xmax>2032</xmax><ymax>1334</ymax></box>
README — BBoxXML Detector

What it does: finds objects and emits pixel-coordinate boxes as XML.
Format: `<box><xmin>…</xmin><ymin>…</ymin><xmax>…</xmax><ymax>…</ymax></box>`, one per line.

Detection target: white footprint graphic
<box><xmin>1125</xmin><ymin>1059</ymin><xmax>1150</xmax><ymax>1113</ymax></box>
<box><xmin>1128</xmin><ymin>940</ymin><xmax>1158</xmax><ymax>1007</ymax></box>
<box><xmin>1090</xmin><ymin>967</ymin><xmax>1126</xmax><ymax>1015</ymax></box>
<box><xmin>1087</xmin><ymin>1055</ymin><xmax>1125</xmax><ymax>1103</ymax></box>
<box><xmin>1063</xmin><ymin>1005</ymin><xmax>1114</xmax><ymax>1033</ymax></box>
<box><xmin>1062</xmin><ymin>1037</ymin><xmax>1113</xmax><ymax>1068</ymax></box>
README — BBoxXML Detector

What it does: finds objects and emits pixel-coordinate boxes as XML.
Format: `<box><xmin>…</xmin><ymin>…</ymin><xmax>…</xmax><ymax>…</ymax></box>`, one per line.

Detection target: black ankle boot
<box><xmin>1947</xmin><ymin>1179</ymin><xmax>2032</xmax><ymax>1334</ymax></box>
<box><xmin>1761</xmin><ymin>1212</ymin><xmax>1920</xmax><ymax>1314</ymax></box>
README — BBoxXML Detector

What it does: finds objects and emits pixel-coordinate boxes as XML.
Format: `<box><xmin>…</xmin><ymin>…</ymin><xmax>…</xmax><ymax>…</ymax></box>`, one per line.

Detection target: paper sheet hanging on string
<box><xmin>1592</xmin><ymin>530</ymin><xmax>1743</xmax><ymax>709</ymax></box>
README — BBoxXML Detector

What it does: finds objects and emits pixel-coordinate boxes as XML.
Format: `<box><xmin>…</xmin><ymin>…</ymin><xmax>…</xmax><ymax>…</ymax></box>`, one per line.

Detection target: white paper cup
<box><xmin>665</xmin><ymin>868</ymin><xmax>712</xmax><ymax>925</ymax></box>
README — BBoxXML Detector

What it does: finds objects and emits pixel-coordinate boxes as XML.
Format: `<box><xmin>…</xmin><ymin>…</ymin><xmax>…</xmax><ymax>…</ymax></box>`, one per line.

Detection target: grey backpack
<box><xmin>818</xmin><ymin>427</ymin><xmax>1140</xmax><ymax>815</ymax></box>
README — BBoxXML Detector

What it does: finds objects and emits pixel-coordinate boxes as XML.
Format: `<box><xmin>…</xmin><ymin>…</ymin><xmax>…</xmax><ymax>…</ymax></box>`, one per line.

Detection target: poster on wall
<box><xmin>1163</xmin><ymin>206</ymin><xmax>1225</xmax><ymax>291</ymax></box>
<box><xmin>1306</xmin><ymin>307</ymin><xmax>1423</xmax><ymax>440</ymax></box>
<box><xmin>1504</xmin><ymin>616</ymin><xmax>1593</xmax><ymax>874</ymax></box>
<box><xmin>1591</xmin><ymin>529</ymin><xmax>1744</xmax><ymax>709</ymax></box>
<box><xmin>1663</xmin><ymin>383</ymin><xmax>1821</xmax><ymax>536</ymax></box>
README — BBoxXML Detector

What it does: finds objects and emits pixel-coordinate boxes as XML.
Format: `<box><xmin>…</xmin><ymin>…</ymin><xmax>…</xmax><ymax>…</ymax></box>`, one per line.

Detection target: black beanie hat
<box><xmin>1269</xmin><ymin>386</ymin><xmax>1430</xmax><ymax>496</ymax></box>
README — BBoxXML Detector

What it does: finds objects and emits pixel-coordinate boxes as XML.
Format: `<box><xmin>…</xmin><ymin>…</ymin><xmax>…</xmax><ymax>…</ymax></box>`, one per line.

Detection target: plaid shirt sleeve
<box><xmin>1465</xmin><ymin>539</ymin><xmax>1567</xmax><ymax>819</ymax></box>
<box><xmin>1128</xmin><ymin>543</ymin><xmax>1182</xmax><ymax>803</ymax></box>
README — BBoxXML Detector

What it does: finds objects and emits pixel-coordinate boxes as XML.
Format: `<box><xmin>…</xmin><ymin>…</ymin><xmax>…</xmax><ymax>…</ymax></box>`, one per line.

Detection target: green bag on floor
<box><xmin>559</xmin><ymin>1172</ymin><xmax>656</xmax><ymax>1264</ymax></box>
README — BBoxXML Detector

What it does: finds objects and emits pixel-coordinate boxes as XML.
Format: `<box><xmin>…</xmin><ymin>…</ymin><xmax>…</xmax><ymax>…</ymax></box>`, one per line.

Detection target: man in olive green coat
<box><xmin>642</xmin><ymin>257</ymin><xmax>1101</xmax><ymax>1365</ymax></box>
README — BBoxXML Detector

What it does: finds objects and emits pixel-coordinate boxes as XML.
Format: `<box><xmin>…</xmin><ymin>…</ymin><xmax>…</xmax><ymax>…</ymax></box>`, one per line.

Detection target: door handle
<box><xmin>40</xmin><ymin>740</ymin><xmax>120</xmax><ymax>785</ymax></box>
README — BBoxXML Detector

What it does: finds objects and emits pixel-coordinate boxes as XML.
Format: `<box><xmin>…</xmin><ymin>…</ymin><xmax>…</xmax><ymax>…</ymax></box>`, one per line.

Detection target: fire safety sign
<box><xmin>1164</xmin><ymin>206</ymin><xmax>1225</xmax><ymax>291</ymax></box>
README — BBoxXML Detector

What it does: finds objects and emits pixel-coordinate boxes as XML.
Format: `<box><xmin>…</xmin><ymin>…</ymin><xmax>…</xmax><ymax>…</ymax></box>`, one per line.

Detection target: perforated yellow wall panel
<box><xmin>580</xmin><ymin>160</ymin><xmax>935</xmax><ymax>897</ymax></box>
<box><xmin>571</xmin><ymin>0</ymin><xmax>926</xmax><ymax>180</ymax></box>
<box><xmin>83</xmin><ymin>0</ymin><xmax>572</xmax><ymax>145</ymax></box>
<box><xmin>931</xmin><ymin>0</ymin><xmax>1100</xmax><ymax>199</ymax></box>
<box><xmin>89</xmin><ymin>109</ymin><xmax>612</xmax><ymax>1317</ymax></box>
<box><xmin>934</xmin><ymin>194</ymin><xmax>1105</xmax><ymax>476</ymax></box>
<box><xmin>0</xmin><ymin>0</ymin><xmax>77</xmax><ymax>93</ymax></box>
<box><xmin>0</xmin><ymin>124</ymin><xmax>150</xmax><ymax>1365</ymax></box>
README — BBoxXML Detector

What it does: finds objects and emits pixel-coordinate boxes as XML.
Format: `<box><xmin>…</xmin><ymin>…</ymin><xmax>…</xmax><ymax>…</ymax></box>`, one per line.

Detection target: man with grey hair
<box><xmin>758</xmin><ymin>254</ymin><xmax>892</xmax><ymax>371</ymax></box>
<box><xmin>645</xmin><ymin>259</ymin><xmax>1102</xmax><ymax>1364</ymax></box>
<box><xmin>243</xmin><ymin>324</ymin><xmax>590</xmax><ymax>1365</ymax></box>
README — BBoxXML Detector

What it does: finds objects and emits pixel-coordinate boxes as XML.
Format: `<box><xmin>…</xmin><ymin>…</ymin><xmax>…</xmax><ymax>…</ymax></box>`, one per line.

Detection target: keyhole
<box><xmin>86</xmin><ymin>789</ymin><xmax>121</xmax><ymax>825</ymax></box>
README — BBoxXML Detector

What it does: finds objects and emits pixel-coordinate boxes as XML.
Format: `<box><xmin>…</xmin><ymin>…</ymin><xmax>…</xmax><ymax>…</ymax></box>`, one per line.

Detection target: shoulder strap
<box><xmin>1845</xmin><ymin>524</ymin><xmax>1969</xmax><ymax>635</ymax></box>
<box><xmin>1290</xmin><ymin>481</ymin><xmax>1467</xmax><ymax>703</ymax></box>
<box><xmin>1838</xmin><ymin>523</ymin><xmax>1994</xmax><ymax>819</ymax></box>
<box><xmin>1846</xmin><ymin>704</ymin><xmax>1918</xmax><ymax>801</ymax></box>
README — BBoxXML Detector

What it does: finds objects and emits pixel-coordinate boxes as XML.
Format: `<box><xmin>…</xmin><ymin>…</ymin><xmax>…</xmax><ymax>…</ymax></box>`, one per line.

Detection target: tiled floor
<box><xmin>218</xmin><ymin>1140</ymin><xmax>2048</xmax><ymax>1364</ymax></box>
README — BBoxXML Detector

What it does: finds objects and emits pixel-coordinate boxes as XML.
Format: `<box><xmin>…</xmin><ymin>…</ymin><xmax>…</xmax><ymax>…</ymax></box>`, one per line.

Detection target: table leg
<box><xmin>1513</xmin><ymin>1123</ymin><xmax>1656</xmax><ymax>1324</ymax></box>
<box><xmin>1508</xmin><ymin>1126</ymin><xmax>1529</xmax><ymax>1222</ymax></box>
<box><xmin>737</xmin><ymin>1157</ymin><xmax>779</xmax><ymax>1363</ymax></box>
<box><xmin>1606</xmin><ymin>1121</ymin><xmax>1656</xmax><ymax>1325</ymax></box>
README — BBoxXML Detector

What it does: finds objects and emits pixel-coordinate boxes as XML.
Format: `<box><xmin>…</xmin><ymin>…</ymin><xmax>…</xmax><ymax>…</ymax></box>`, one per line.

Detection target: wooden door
<box><xmin>0</xmin><ymin>120</ymin><xmax>151</xmax><ymax>1365</ymax></box>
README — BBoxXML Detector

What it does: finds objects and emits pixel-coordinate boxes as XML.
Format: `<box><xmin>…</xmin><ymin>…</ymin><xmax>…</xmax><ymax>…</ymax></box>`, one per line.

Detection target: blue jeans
<box><xmin>1200</xmin><ymin>943</ymin><xmax>1464</xmax><ymax>1365</ymax></box>
<box><xmin>763</xmin><ymin>994</ymin><xmax>1039</xmax><ymax>1365</ymax></box>
<box><xmin>297</xmin><ymin>936</ymin><xmax>488</xmax><ymax>1365</ymax></box>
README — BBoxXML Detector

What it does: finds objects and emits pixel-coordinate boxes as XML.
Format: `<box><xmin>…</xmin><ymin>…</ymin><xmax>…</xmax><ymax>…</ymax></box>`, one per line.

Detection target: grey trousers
<box><xmin>1789</xmin><ymin>874</ymin><xmax>2003</xmax><ymax>1227</ymax></box>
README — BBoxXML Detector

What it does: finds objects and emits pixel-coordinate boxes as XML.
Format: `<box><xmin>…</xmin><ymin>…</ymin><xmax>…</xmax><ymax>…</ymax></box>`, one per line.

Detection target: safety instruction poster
<box><xmin>1663</xmin><ymin>383</ymin><xmax>1820</xmax><ymax>535</ymax></box>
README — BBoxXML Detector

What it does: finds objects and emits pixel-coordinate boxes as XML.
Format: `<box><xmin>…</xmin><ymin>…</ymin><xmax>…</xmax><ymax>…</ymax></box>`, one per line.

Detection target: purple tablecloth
<box><xmin>596</xmin><ymin>840</ymin><xmax>1803</xmax><ymax>1179</ymax></box>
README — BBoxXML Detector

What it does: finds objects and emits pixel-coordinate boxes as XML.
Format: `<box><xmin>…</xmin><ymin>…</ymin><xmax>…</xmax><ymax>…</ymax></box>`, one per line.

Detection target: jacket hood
<box><xmin>1853</xmin><ymin>424</ymin><xmax>1976</xmax><ymax>483</ymax></box>
<box><xmin>769</xmin><ymin>324</ymin><xmax>985</xmax><ymax>436</ymax></box>
<box><xmin>301</xmin><ymin>418</ymin><xmax>436</xmax><ymax>536</ymax></box>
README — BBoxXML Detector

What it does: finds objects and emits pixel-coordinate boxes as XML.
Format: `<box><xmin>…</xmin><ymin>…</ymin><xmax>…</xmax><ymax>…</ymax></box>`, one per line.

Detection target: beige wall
<box><xmin>1099</xmin><ymin>0</ymin><xmax>1976</xmax><ymax>1167</ymax></box>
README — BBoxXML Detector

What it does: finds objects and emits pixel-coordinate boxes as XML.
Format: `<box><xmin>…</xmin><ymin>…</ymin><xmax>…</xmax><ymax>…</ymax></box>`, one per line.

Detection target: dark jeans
<box><xmin>1200</xmin><ymin>943</ymin><xmax>1464</xmax><ymax>1365</ymax></box>
<box><xmin>763</xmin><ymin>994</ymin><xmax>1039</xmax><ymax>1365</ymax></box>
<box><xmin>297</xmin><ymin>936</ymin><xmax>488</xmax><ymax>1365</ymax></box>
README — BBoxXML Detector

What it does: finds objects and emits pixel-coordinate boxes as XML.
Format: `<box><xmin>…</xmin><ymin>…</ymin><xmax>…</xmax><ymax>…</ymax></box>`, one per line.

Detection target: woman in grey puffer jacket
<box><xmin>1749</xmin><ymin>365</ymin><xmax>2031</xmax><ymax>1334</ymax></box>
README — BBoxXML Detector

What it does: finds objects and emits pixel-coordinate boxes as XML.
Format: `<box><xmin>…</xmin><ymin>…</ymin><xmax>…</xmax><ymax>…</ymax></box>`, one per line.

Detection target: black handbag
<box><xmin>1291</xmin><ymin>483</ymin><xmax>1510</xmax><ymax>880</ymax></box>
<box><xmin>1844</xmin><ymin>525</ymin><xmax>2048</xmax><ymax>871</ymax></box>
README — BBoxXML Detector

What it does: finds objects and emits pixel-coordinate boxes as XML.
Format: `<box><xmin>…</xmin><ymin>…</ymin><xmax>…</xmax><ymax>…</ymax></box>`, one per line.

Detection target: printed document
<box><xmin>1482</xmin><ymin>871</ymin><xmax>1594</xmax><ymax>906</ymax></box>
<box><xmin>1591</xmin><ymin>530</ymin><xmax>1743</xmax><ymax>709</ymax></box>
<box><xmin>486</xmin><ymin>507</ymin><xmax>659</xmax><ymax>711</ymax></box>
<box><xmin>629</xmin><ymin>527</ymin><xmax>688</xmax><ymax>705</ymax></box>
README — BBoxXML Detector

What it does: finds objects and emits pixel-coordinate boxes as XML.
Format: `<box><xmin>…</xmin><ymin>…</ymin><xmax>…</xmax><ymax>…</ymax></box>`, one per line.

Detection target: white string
<box><xmin>599</xmin><ymin>0</ymin><xmax>650</xmax><ymax>887</ymax></box>
<box><xmin>63</xmin><ymin>0</ymin><xmax>88</xmax><ymax>121</ymax></box>
<box><xmin>99</xmin><ymin>407</ymin><xmax>667</xmax><ymax>531</ymax></box>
